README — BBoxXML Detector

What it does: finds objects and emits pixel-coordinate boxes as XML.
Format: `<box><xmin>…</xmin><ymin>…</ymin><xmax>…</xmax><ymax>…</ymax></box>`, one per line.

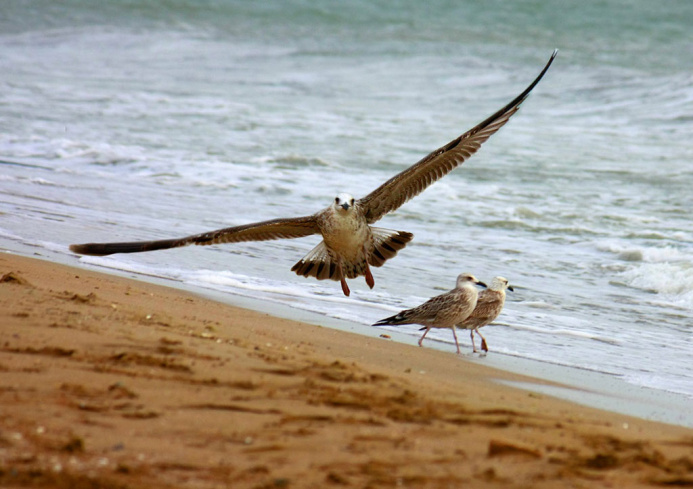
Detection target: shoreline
<box><xmin>17</xmin><ymin>242</ymin><xmax>693</xmax><ymax>428</ymax></box>
<box><xmin>2</xmin><ymin>251</ymin><xmax>692</xmax><ymax>487</ymax></box>
<box><xmin>200</xmin><ymin>284</ymin><xmax>693</xmax><ymax>428</ymax></box>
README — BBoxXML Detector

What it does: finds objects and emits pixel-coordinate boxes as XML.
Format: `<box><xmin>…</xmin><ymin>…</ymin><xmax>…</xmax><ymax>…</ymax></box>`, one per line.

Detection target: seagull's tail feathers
<box><xmin>291</xmin><ymin>241</ymin><xmax>339</xmax><ymax>281</ymax></box>
<box><xmin>69</xmin><ymin>238</ymin><xmax>187</xmax><ymax>256</ymax></box>
<box><xmin>368</xmin><ymin>228</ymin><xmax>414</xmax><ymax>268</ymax></box>
<box><xmin>373</xmin><ymin>309</ymin><xmax>414</xmax><ymax>327</ymax></box>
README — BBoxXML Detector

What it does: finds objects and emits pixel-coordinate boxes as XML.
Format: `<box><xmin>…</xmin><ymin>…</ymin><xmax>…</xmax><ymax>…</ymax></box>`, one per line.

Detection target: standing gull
<box><xmin>457</xmin><ymin>276</ymin><xmax>513</xmax><ymax>353</ymax></box>
<box><xmin>70</xmin><ymin>51</ymin><xmax>557</xmax><ymax>296</ymax></box>
<box><xmin>372</xmin><ymin>273</ymin><xmax>487</xmax><ymax>354</ymax></box>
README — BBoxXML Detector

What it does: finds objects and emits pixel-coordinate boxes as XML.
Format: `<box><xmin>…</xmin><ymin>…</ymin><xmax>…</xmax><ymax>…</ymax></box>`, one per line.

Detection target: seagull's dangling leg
<box><xmin>340</xmin><ymin>278</ymin><xmax>350</xmax><ymax>296</ymax></box>
<box><xmin>364</xmin><ymin>264</ymin><xmax>375</xmax><ymax>289</ymax></box>
<box><xmin>336</xmin><ymin>262</ymin><xmax>350</xmax><ymax>296</ymax></box>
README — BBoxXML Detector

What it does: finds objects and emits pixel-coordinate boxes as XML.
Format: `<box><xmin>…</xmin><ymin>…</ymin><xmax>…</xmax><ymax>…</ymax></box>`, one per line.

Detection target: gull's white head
<box><xmin>490</xmin><ymin>276</ymin><xmax>513</xmax><ymax>292</ymax></box>
<box><xmin>333</xmin><ymin>193</ymin><xmax>355</xmax><ymax>213</ymax></box>
<box><xmin>456</xmin><ymin>273</ymin><xmax>487</xmax><ymax>290</ymax></box>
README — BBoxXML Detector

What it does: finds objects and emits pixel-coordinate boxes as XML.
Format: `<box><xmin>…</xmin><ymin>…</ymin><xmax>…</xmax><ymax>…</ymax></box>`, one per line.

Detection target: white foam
<box><xmin>596</xmin><ymin>241</ymin><xmax>693</xmax><ymax>307</ymax></box>
<box><xmin>621</xmin><ymin>263</ymin><xmax>693</xmax><ymax>305</ymax></box>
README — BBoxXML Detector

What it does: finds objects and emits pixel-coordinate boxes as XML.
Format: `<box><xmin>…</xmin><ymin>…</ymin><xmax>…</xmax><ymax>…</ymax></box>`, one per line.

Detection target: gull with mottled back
<box><xmin>373</xmin><ymin>273</ymin><xmax>487</xmax><ymax>354</ymax></box>
<box><xmin>457</xmin><ymin>276</ymin><xmax>514</xmax><ymax>353</ymax></box>
<box><xmin>70</xmin><ymin>51</ymin><xmax>557</xmax><ymax>296</ymax></box>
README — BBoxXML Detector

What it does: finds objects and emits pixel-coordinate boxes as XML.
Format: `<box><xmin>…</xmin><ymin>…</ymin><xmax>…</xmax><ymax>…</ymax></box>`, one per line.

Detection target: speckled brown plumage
<box><xmin>457</xmin><ymin>276</ymin><xmax>513</xmax><ymax>353</ymax></box>
<box><xmin>373</xmin><ymin>273</ymin><xmax>487</xmax><ymax>354</ymax></box>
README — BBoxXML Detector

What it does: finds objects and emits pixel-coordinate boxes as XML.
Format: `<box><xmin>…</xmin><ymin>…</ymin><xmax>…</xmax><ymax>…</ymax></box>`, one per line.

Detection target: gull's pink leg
<box><xmin>451</xmin><ymin>326</ymin><xmax>461</xmax><ymax>355</ymax></box>
<box><xmin>418</xmin><ymin>327</ymin><xmax>431</xmax><ymax>347</ymax></box>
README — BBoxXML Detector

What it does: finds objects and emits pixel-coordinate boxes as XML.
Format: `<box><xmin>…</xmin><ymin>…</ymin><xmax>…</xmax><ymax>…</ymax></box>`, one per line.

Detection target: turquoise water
<box><xmin>1</xmin><ymin>1</ymin><xmax>692</xmax><ymax>398</ymax></box>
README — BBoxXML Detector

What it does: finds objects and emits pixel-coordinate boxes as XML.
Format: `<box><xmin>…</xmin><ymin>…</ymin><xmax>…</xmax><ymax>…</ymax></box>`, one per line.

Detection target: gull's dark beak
<box><xmin>341</xmin><ymin>203</ymin><xmax>350</xmax><ymax>210</ymax></box>
<box><xmin>508</xmin><ymin>285</ymin><xmax>514</xmax><ymax>292</ymax></box>
<box><xmin>476</xmin><ymin>280</ymin><xmax>487</xmax><ymax>289</ymax></box>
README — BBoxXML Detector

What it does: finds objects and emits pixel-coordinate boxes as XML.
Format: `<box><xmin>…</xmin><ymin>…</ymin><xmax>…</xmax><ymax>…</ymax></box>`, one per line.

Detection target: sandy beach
<box><xmin>1</xmin><ymin>252</ymin><xmax>692</xmax><ymax>488</ymax></box>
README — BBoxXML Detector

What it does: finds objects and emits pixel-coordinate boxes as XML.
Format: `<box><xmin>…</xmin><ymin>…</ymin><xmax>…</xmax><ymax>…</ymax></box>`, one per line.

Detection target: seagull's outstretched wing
<box><xmin>358</xmin><ymin>50</ymin><xmax>557</xmax><ymax>224</ymax></box>
<box><xmin>70</xmin><ymin>216</ymin><xmax>320</xmax><ymax>256</ymax></box>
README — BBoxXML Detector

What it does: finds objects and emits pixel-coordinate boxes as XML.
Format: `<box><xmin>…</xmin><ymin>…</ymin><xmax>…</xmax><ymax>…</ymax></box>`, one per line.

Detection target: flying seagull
<box><xmin>454</xmin><ymin>276</ymin><xmax>513</xmax><ymax>353</ymax></box>
<box><xmin>70</xmin><ymin>51</ymin><xmax>557</xmax><ymax>296</ymax></box>
<box><xmin>373</xmin><ymin>273</ymin><xmax>486</xmax><ymax>354</ymax></box>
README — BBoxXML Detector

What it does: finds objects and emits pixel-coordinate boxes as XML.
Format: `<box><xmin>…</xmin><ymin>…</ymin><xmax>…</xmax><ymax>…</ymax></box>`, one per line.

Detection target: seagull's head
<box><xmin>333</xmin><ymin>193</ymin><xmax>356</xmax><ymax>213</ymax></box>
<box><xmin>456</xmin><ymin>273</ymin><xmax>487</xmax><ymax>290</ymax></box>
<box><xmin>491</xmin><ymin>276</ymin><xmax>513</xmax><ymax>292</ymax></box>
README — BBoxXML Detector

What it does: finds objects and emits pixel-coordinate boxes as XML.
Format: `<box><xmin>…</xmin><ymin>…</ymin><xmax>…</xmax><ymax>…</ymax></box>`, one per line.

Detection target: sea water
<box><xmin>1</xmin><ymin>0</ymin><xmax>692</xmax><ymax>400</ymax></box>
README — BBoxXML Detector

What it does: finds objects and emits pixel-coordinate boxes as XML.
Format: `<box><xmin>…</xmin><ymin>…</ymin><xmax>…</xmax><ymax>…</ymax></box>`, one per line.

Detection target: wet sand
<box><xmin>1</xmin><ymin>252</ymin><xmax>692</xmax><ymax>488</ymax></box>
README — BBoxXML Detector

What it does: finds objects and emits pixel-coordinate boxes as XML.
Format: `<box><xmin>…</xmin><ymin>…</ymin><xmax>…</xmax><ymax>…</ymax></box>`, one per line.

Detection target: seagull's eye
<box><xmin>335</xmin><ymin>197</ymin><xmax>340</xmax><ymax>204</ymax></box>
<box><xmin>350</xmin><ymin>199</ymin><xmax>355</xmax><ymax>206</ymax></box>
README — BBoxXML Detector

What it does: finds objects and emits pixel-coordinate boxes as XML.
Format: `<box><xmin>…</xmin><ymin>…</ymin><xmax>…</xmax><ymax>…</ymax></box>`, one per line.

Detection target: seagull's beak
<box><xmin>507</xmin><ymin>285</ymin><xmax>514</xmax><ymax>292</ymax></box>
<box><xmin>476</xmin><ymin>280</ymin><xmax>487</xmax><ymax>289</ymax></box>
<box><xmin>341</xmin><ymin>203</ymin><xmax>350</xmax><ymax>210</ymax></box>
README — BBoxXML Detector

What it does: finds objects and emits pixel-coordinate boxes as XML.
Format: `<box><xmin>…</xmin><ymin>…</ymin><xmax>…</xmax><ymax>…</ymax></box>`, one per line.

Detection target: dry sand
<box><xmin>1</xmin><ymin>252</ymin><xmax>692</xmax><ymax>488</ymax></box>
